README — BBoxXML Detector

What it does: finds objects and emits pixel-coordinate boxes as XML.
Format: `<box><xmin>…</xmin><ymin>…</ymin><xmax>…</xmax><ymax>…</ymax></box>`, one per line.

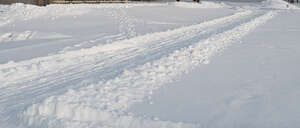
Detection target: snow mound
<box><xmin>0</xmin><ymin>2</ymin><xmax>225</xmax><ymax>28</ymax></box>
<box><xmin>0</xmin><ymin>3</ymin><xmax>91</xmax><ymax>27</ymax></box>
<box><xmin>0</xmin><ymin>3</ymin><xmax>162</xmax><ymax>27</ymax></box>
<box><xmin>0</xmin><ymin>31</ymin><xmax>34</xmax><ymax>43</ymax></box>
<box><xmin>170</xmin><ymin>1</ymin><xmax>225</xmax><ymax>8</ymax></box>
<box><xmin>263</xmin><ymin>0</ymin><xmax>299</xmax><ymax>9</ymax></box>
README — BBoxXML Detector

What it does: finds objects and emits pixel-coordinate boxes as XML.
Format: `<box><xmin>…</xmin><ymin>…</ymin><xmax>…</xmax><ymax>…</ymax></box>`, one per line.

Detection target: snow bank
<box><xmin>263</xmin><ymin>0</ymin><xmax>299</xmax><ymax>9</ymax></box>
<box><xmin>0</xmin><ymin>3</ymin><xmax>91</xmax><ymax>27</ymax></box>
<box><xmin>22</xmin><ymin>10</ymin><xmax>276</xmax><ymax>128</ymax></box>
<box><xmin>0</xmin><ymin>3</ymin><xmax>137</xmax><ymax>27</ymax></box>
<box><xmin>0</xmin><ymin>1</ymin><xmax>226</xmax><ymax>28</ymax></box>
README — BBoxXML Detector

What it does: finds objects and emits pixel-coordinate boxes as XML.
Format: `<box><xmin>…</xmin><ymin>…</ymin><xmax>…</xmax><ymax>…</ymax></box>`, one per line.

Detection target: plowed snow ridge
<box><xmin>21</xmin><ymin>11</ymin><xmax>276</xmax><ymax>128</ymax></box>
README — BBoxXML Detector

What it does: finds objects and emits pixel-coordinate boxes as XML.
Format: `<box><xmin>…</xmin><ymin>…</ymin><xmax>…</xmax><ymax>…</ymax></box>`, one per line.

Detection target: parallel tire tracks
<box><xmin>0</xmin><ymin>10</ymin><xmax>277</xmax><ymax>128</ymax></box>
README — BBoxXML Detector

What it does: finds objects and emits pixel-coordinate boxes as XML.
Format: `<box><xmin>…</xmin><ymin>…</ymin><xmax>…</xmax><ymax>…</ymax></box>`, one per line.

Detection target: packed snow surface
<box><xmin>0</xmin><ymin>0</ymin><xmax>299</xmax><ymax>128</ymax></box>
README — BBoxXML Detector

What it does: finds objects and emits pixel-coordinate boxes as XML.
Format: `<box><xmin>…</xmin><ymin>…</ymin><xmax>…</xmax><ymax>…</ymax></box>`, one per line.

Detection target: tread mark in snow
<box><xmin>0</xmin><ymin>10</ymin><xmax>277</xmax><ymax>128</ymax></box>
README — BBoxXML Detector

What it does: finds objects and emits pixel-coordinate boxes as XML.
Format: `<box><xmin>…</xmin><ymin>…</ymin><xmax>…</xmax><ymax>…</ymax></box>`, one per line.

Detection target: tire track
<box><xmin>21</xmin><ymin>10</ymin><xmax>277</xmax><ymax>128</ymax></box>
<box><xmin>0</xmin><ymin>10</ymin><xmax>253</xmax><ymax>101</ymax></box>
<box><xmin>0</xmin><ymin>10</ymin><xmax>263</xmax><ymax>127</ymax></box>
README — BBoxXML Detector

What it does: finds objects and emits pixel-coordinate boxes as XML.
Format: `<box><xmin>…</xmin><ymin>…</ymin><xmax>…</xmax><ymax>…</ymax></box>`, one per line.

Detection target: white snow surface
<box><xmin>23</xmin><ymin>10</ymin><xmax>277</xmax><ymax>128</ymax></box>
<box><xmin>170</xmin><ymin>1</ymin><xmax>226</xmax><ymax>8</ymax></box>
<box><xmin>0</xmin><ymin>0</ymin><xmax>299</xmax><ymax>128</ymax></box>
<box><xmin>263</xmin><ymin>0</ymin><xmax>299</xmax><ymax>9</ymax></box>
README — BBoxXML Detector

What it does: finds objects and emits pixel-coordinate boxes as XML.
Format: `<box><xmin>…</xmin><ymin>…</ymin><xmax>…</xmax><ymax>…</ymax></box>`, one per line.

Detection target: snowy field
<box><xmin>0</xmin><ymin>0</ymin><xmax>299</xmax><ymax>128</ymax></box>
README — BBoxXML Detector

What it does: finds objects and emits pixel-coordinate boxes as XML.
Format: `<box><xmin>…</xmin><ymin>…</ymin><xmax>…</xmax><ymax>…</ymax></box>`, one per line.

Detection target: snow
<box><xmin>0</xmin><ymin>31</ymin><xmax>34</xmax><ymax>42</ymax></box>
<box><xmin>170</xmin><ymin>1</ymin><xmax>226</xmax><ymax>8</ymax></box>
<box><xmin>22</xmin><ymin>10</ymin><xmax>276</xmax><ymax>128</ymax></box>
<box><xmin>0</xmin><ymin>2</ymin><xmax>233</xmax><ymax>64</ymax></box>
<box><xmin>263</xmin><ymin>0</ymin><xmax>299</xmax><ymax>9</ymax></box>
<box><xmin>0</xmin><ymin>0</ymin><xmax>299</xmax><ymax>128</ymax></box>
<box><xmin>0</xmin><ymin>1</ymin><xmax>225</xmax><ymax>28</ymax></box>
<box><xmin>132</xmin><ymin>8</ymin><xmax>300</xmax><ymax>127</ymax></box>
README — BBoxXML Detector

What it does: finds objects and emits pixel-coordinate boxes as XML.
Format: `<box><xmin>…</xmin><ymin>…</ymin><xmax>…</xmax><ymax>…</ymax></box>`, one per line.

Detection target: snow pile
<box><xmin>0</xmin><ymin>3</ymin><xmax>156</xmax><ymax>27</ymax></box>
<box><xmin>0</xmin><ymin>4</ymin><xmax>48</xmax><ymax>27</ymax></box>
<box><xmin>8</xmin><ymin>4</ymin><xmax>48</xmax><ymax>20</ymax></box>
<box><xmin>0</xmin><ymin>1</ymin><xmax>226</xmax><ymax>28</ymax></box>
<box><xmin>263</xmin><ymin>0</ymin><xmax>299</xmax><ymax>9</ymax></box>
<box><xmin>170</xmin><ymin>1</ymin><xmax>225</xmax><ymax>8</ymax></box>
<box><xmin>0</xmin><ymin>31</ymin><xmax>34</xmax><ymax>43</ymax></box>
<box><xmin>0</xmin><ymin>3</ymin><xmax>88</xmax><ymax>27</ymax></box>
<box><xmin>22</xmin><ymin>10</ymin><xmax>276</xmax><ymax>128</ymax></box>
<box><xmin>0</xmin><ymin>33</ymin><xmax>13</xmax><ymax>42</ymax></box>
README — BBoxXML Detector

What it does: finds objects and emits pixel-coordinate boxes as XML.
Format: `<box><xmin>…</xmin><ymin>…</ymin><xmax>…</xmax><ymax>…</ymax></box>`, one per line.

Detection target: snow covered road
<box><xmin>132</xmin><ymin>8</ymin><xmax>300</xmax><ymax>128</ymax></box>
<box><xmin>0</xmin><ymin>0</ymin><xmax>299</xmax><ymax>128</ymax></box>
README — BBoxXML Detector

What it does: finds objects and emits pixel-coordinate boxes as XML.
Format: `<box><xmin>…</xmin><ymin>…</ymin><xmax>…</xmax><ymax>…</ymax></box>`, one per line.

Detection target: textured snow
<box><xmin>170</xmin><ymin>1</ymin><xmax>226</xmax><ymax>8</ymax></box>
<box><xmin>0</xmin><ymin>0</ymin><xmax>299</xmax><ymax>128</ymax></box>
<box><xmin>23</xmin><ymin>10</ymin><xmax>276</xmax><ymax>128</ymax></box>
<box><xmin>263</xmin><ymin>0</ymin><xmax>299</xmax><ymax>9</ymax></box>
<box><xmin>132</xmin><ymin>8</ymin><xmax>300</xmax><ymax>127</ymax></box>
